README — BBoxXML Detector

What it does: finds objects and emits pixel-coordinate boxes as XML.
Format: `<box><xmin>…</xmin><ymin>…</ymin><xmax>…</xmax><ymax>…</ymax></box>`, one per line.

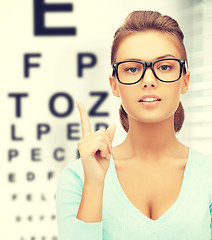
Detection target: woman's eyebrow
<box><xmin>155</xmin><ymin>54</ymin><xmax>176</xmax><ymax>60</ymax></box>
<box><xmin>123</xmin><ymin>54</ymin><xmax>176</xmax><ymax>61</ymax></box>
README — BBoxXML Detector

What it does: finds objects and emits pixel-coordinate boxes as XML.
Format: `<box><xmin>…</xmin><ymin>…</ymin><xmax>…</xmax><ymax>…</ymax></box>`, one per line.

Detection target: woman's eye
<box><xmin>126</xmin><ymin>67</ymin><xmax>139</xmax><ymax>73</ymax></box>
<box><xmin>159</xmin><ymin>65</ymin><xmax>171</xmax><ymax>71</ymax></box>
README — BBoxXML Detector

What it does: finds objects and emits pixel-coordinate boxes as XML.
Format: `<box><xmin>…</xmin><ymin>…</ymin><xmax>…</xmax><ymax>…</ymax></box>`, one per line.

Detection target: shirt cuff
<box><xmin>68</xmin><ymin>216</ymin><xmax>103</xmax><ymax>240</ymax></box>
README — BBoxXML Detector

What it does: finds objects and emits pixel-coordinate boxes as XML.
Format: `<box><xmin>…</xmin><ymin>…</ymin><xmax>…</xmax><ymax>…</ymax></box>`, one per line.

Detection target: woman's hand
<box><xmin>76</xmin><ymin>101</ymin><xmax>116</xmax><ymax>185</ymax></box>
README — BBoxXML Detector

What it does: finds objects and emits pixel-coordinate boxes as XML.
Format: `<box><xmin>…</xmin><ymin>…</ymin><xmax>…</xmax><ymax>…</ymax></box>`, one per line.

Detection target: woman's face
<box><xmin>109</xmin><ymin>30</ymin><xmax>190</xmax><ymax>124</ymax></box>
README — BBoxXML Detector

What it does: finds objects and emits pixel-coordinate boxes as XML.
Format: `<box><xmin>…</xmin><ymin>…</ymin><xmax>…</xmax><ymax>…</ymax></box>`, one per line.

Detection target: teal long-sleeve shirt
<box><xmin>56</xmin><ymin>147</ymin><xmax>212</xmax><ymax>240</ymax></box>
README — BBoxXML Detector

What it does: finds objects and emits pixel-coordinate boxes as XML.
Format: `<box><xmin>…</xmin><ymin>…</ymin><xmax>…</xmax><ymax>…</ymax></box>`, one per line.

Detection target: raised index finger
<box><xmin>76</xmin><ymin>101</ymin><xmax>91</xmax><ymax>138</ymax></box>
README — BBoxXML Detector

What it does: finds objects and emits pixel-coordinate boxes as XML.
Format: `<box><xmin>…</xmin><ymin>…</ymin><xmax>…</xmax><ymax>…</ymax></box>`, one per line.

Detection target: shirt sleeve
<box><xmin>210</xmin><ymin>179</ymin><xmax>212</xmax><ymax>240</ymax></box>
<box><xmin>206</xmin><ymin>155</ymin><xmax>212</xmax><ymax>240</ymax></box>
<box><xmin>210</xmin><ymin>204</ymin><xmax>212</xmax><ymax>240</ymax></box>
<box><xmin>56</xmin><ymin>161</ymin><xmax>103</xmax><ymax>240</ymax></box>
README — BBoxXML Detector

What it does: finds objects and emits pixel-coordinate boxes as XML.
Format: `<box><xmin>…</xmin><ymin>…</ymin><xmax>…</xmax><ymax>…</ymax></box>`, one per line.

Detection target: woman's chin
<box><xmin>129</xmin><ymin>113</ymin><xmax>175</xmax><ymax>125</ymax></box>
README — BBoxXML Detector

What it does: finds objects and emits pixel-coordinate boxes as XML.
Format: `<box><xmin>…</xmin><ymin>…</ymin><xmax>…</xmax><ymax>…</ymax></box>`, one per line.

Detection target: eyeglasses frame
<box><xmin>112</xmin><ymin>58</ymin><xmax>187</xmax><ymax>85</ymax></box>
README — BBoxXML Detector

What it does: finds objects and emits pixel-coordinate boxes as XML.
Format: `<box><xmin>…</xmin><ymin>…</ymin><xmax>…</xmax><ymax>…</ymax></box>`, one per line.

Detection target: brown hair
<box><xmin>111</xmin><ymin>10</ymin><xmax>188</xmax><ymax>134</ymax></box>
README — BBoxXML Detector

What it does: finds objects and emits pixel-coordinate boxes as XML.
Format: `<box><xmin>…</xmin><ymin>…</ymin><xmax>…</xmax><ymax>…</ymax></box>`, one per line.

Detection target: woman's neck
<box><xmin>121</xmin><ymin>115</ymin><xmax>186</xmax><ymax>161</ymax></box>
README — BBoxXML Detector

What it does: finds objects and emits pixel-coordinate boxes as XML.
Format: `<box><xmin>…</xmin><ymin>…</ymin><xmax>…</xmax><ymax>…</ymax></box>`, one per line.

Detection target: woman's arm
<box><xmin>210</xmin><ymin>204</ymin><xmax>212</xmax><ymax>240</ymax></box>
<box><xmin>56</xmin><ymin>101</ymin><xmax>115</xmax><ymax>239</ymax></box>
<box><xmin>76</xmin><ymin>180</ymin><xmax>104</xmax><ymax>223</ymax></box>
<box><xmin>56</xmin><ymin>163</ymin><xmax>103</xmax><ymax>240</ymax></box>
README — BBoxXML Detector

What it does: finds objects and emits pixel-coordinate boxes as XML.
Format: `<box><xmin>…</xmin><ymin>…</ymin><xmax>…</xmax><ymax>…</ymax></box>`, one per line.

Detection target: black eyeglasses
<box><xmin>112</xmin><ymin>58</ymin><xmax>187</xmax><ymax>85</ymax></box>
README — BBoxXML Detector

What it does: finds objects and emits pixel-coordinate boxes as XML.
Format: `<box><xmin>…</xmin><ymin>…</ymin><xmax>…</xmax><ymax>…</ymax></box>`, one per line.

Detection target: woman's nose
<box><xmin>140</xmin><ymin>67</ymin><xmax>158</xmax><ymax>88</ymax></box>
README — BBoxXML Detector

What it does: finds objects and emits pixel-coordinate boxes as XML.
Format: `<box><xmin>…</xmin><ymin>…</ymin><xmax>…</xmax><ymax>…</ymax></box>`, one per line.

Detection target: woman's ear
<box><xmin>181</xmin><ymin>70</ymin><xmax>190</xmax><ymax>94</ymax></box>
<box><xmin>109</xmin><ymin>75</ymin><xmax>120</xmax><ymax>97</ymax></box>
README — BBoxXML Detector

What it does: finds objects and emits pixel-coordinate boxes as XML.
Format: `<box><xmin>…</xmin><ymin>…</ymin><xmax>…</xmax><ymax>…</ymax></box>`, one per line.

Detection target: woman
<box><xmin>56</xmin><ymin>10</ymin><xmax>212</xmax><ymax>240</ymax></box>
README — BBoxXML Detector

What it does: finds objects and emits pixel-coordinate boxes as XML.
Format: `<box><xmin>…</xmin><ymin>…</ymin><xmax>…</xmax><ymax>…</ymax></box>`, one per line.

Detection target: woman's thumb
<box><xmin>105</xmin><ymin>124</ymin><xmax>117</xmax><ymax>142</ymax></box>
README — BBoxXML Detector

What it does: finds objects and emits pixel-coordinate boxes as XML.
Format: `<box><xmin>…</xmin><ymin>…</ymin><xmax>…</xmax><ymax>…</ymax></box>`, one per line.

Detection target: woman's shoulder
<box><xmin>190</xmin><ymin>147</ymin><xmax>212</xmax><ymax>179</ymax></box>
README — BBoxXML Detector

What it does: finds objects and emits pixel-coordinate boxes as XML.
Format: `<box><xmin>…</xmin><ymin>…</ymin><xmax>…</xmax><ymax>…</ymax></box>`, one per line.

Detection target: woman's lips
<box><xmin>139</xmin><ymin>99</ymin><xmax>161</xmax><ymax>107</ymax></box>
<box><xmin>139</xmin><ymin>94</ymin><xmax>161</xmax><ymax>102</ymax></box>
<box><xmin>138</xmin><ymin>94</ymin><xmax>162</xmax><ymax>107</ymax></box>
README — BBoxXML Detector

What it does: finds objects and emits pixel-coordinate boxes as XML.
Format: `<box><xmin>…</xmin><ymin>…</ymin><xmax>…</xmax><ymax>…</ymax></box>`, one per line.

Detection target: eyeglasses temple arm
<box><xmin>184</xmin><ymin>60</ymin><xmax>189</xmax><ymax>73</ymax></box>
